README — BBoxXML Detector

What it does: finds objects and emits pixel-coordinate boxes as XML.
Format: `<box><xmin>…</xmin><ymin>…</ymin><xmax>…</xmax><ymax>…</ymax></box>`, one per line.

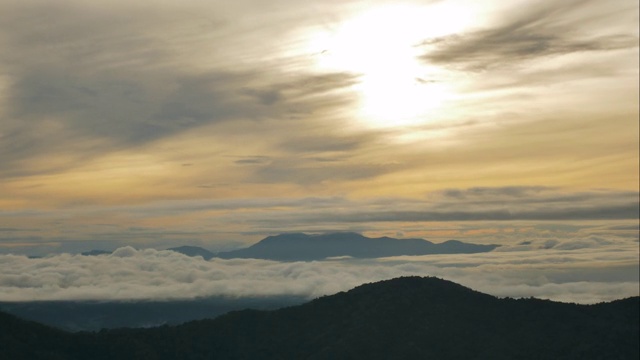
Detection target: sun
<box><xmin>308</xmin><ymin>2</ymin><xmax>470</xmax><ymax>128</ymax></box>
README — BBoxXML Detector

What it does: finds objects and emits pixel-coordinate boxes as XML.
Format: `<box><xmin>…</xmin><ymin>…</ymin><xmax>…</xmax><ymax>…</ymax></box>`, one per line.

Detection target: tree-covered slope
<box><xmin>1</xmin><ymin>277</ymin><xmax>638</xmax><ymax>359</ymax></box>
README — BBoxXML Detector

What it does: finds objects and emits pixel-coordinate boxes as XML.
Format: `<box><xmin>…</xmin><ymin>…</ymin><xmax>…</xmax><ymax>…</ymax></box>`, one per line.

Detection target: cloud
<box><xmin>420</xmin><ymin>0</ymin><xmax>638</xmax><ymax>71</ymax></box>
<box><xmin>0</xmin><ymin>242</ymin><xmax>636</xmax><ymax>304</ymax></box>
<box><xmin>252</xmin><ymin>158</ymin><xmax>399</xmax><ymax>185</ymax></box>
<box><xmin>494</xmin><ymin>236</ymin><xmax>616</xmax><ymax>252</ymax></box>
<box><xmin>1</xmin><ymin>68</ymin><xmax>359</xmax><ymax>178</ymax></box>
<box><xmin>310</xmin><ymin>204</ymin><xmax>638</xmax><ymax>222</ymax></box>
<box><xmin>0</xmin><ymin>0</ymin><xmax>637</xmax><ymax>265</ymax></box>
<box><xmin>233</xmin><ymin>156</ymin><xmax>272</xmax><ymax>165</ymax></box>
<box><xmin>277</xmin><ymin>134</ymin><xmax>368</xmax><ymax>153</ymax></box>
<box><xmin>0</xmin><ymin>187</ymin><xmax>637</xmax><ymax>256</ymax></box>
<box><xmin>235</xmin><ymin>187</ymin><xmax>639</xmax><ymax>226</ymax></box>
<box><xmin>0</xmin><ymin>0</ymin><xmax>362</xmax><ymax>179</ymax></box>
<box><xmin>82</xmin><ymin>187</ymin><xmax>636</xmax><ymax>222</ymax></box>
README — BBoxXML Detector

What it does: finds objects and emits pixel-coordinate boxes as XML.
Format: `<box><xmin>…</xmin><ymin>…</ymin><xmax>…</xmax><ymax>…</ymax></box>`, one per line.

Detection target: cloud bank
<box><xmin>1</xmin><ymin>239</ymin><xmax>636</xmax><ymax>304</ymax></box>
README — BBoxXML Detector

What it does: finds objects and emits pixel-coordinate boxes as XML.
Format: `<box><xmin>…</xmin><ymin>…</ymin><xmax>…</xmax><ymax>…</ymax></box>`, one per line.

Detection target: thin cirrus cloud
<box><xmin>420</xmin><ymin>0</ymin><xmax>638</xmax><ymax>71</ymax></box>
<box><xmin>230</xmin><ymin>187</ymin><xmax>639</xmax><ymax>226</ymax></box>
<box><xmin>3</xmin><ymin>186</ymin><xmax>634</xmax><ymax>222</ymax></box>
<box><xmin>1</xmin><ymin>68</ymin><xmax>359</xmax><ymax>178</ymax></box>
<box><xmin>0</xmin><ymin>0</ymin><xmax>361</xmax><ymax>179</ymax></box>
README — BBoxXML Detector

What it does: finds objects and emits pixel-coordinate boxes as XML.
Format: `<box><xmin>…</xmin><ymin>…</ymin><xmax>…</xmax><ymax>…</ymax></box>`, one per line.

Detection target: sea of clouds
<box><xmin>1</xmin><ymin>238</ymin><xmax>637</xmax><ymax>304</ymax></box>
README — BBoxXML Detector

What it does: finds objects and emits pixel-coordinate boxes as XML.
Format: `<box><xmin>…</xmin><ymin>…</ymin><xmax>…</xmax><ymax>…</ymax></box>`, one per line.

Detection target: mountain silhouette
<box><xmin>77</xmin><ymin>233</ymin><xmax>498</xmax><ymax>261</ymax></box>
<box><xmin>166</xmin><ymin>245</ymin><xmax>215</xmax><ymax>260</ymax></box>
<box><xmin>215</xmin><ymin>232</ymin><xmax>499</xmax><ymax>261</ymax></box>
<box><xmin>80</xmin><ymin>249</ymin><xmax>111</xmax><ymax>256</ymax></box>
<box><xmin>1</xmin><ymin>277</ymin><xmax>637</xmax><ymax>359</ymax></box>
<box><xmin>0</xmin><ymin>296</ymin><xmax>305</xmax><ymax>332</ymax></box>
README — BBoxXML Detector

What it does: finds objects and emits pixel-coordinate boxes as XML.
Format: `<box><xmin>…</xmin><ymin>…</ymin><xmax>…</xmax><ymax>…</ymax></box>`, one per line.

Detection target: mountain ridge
<box><xmin>1</xmin><ymin>276</ymin><xmax>637</xmax><ymax>359</ymax></box>
<box><xmin>166</xmin><ymin>245</ymin><xmax>215</xmax><ymax>260</ymax></box>
<box><xmin>77</xmin><ymin>232</ymin><xmax>499</xmax><ymax>261</ymax></box>
<box><xmin>215</xmin><ymin>232</ymin><xmax>499</xmax><ymax>261</ymax></box>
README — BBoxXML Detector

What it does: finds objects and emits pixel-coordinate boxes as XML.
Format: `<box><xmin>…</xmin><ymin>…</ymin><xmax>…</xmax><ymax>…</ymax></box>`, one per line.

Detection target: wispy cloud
<box><xmin>421</xmin><ymin>0</ymin><xmax>638</xmax><ymax>71</ymax></box>
<box><xmin>236</xmin><ymin>187</ymin><xmax>639</xmax><ymax>227</ymax></box>
<box><xmin>0</xmin><ymin>0</ymin><xmax>362</xmax><ymax>179</ymax></box>
<box><xmin>1</xmin><ymin>68</ymin><xmax>359</xmax><ymax>178</ymax></box>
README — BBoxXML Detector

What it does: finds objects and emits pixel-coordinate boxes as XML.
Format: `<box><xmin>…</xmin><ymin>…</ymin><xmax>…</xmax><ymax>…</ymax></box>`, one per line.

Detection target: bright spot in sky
<box><xmin>308</xmin><ymin>2</ymin><xmax>472</xmax><ymax>128</ymax></box>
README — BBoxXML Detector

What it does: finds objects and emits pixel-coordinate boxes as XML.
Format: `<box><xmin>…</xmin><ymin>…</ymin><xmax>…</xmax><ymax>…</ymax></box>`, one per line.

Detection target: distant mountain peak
<box><xmin>167</xmin><ymin>246</ymin><xmax>215</xmax><ymax>260</ymax></box>
<box><xmin>342</xmin><ymin>276</ymin><xmax>484</xmax><ymax>300</ymax></box>
<box><xmin>261</xmin><ymin>232</ymin><xmax>365</xmax><ymax>242</ymax></box>
<box><xmin>81</xmin><ymin>249</ymin><xmax>112</xmax><ymax>256</ymax></box>
<box><xmin>216</xmin><ymin>232</ymin><xmax>499</xmax><ymax>261</ymax></box>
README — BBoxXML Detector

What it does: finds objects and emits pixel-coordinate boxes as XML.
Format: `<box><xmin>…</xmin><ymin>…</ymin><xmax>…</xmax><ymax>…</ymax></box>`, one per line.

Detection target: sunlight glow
<box><xmin>308</xmin><ymin>2</ymin><xmax>471</xmax><ymax>128</ymax></box>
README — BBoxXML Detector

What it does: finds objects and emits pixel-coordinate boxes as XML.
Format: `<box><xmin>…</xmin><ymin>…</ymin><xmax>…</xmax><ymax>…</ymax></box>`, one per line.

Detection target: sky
<box><xmin>0</xmin><ymin>0</ymin><xmax>638</xmax><ymax>302</ymax></box>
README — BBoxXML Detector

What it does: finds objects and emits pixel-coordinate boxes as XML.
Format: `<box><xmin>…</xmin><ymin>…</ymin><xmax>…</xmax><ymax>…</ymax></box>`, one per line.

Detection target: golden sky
<box><xmin>0</xmin><ymin>0</ymin><xmax>638</xmax><ymax>254</ymax></box>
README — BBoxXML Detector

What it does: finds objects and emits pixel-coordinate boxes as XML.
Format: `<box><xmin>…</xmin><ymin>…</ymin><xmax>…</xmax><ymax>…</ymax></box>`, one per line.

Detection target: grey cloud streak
<box><xmin>2</xmin><ymin>68</ymin><xmax>359</xmax><ymax>177</ymax></box>
<box><xmin>421</xmin><ymin>0</ymin><xmax>638</xmax><ymax>71</ymax></box>
<box><xmin>0</xmin><ymin>0</ymin><xmax>362</xmax><ymax>178</ymax></box>
<box><xmin>251</xmin><ymin>158</ymin><xmax>399</xmax><ymax>185</ymax></box>
<box><xmin>241</xmin><ymin>187</ymin><xmax>639</xmax><ymax>225</ymax></box>
<box><xmin>118</xmin><ymin>187</ymin><xmax>639</xmax><ymax>243</ymax></box>
<box><xmin>1</xmin><ymin>187</ymin><xmax>635</xmax><ymax>251</ymax></box>
<box><xmin>308</xmin><ymin>204</ymin><xmax>639</xmax><ymax>223</ymax></box>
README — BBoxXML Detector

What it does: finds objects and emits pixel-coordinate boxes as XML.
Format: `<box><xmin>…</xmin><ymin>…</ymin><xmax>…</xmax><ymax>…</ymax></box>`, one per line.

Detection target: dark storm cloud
<box><xmin>421</xmin><ymin>1</ymin><xmax>638</xmax><ymax>71</ymax></box>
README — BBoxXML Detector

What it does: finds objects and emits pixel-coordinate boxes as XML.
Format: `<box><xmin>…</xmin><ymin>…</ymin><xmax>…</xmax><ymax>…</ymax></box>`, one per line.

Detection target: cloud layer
<box><xmin>1</xmin><ymin>237</ymin><xmax>637</xmax><ymax>304</ymax></box>
<box><xmin>0</xmin><ymin>0</ymin><xmax>637</xmax><ymax>312</ymax></box>
<box><xmin>0</xmin><ymin>186</ymin><xmax>637</xmax><ymax>256</ymax></box>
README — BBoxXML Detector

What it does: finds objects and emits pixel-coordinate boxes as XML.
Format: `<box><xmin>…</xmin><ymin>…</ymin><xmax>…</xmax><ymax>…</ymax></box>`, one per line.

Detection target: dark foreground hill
<box><xmin>215</xmin><ymin>232</ymin><xmax>499</xmax><ymax>260</ymax></box>
<box><xmin>0</xmin><ymin>295</ymin><xmax>306</xmax><ymax>332</ymax></box>
<box><xmin>1</xmin><ymin>277</ymin><xmax>638</xmax><ymax>360</ymax></box>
